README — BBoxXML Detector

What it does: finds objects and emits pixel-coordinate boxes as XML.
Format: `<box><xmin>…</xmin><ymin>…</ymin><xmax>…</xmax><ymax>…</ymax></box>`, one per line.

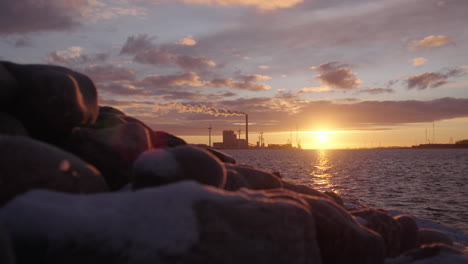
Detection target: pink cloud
<box><xmin>139</xmin><ymin>72</ymin><xmax>204</xmax><ymax>88</ymax></box>
<box><xmin>407</xmin><ymin>67</ymin><xmax>467</xmax><ymax>90</ymax></box>
<box><xmin>409</xmin><ymin>35</ymin><xmax>455</xmax><ymax>50</ymax></box>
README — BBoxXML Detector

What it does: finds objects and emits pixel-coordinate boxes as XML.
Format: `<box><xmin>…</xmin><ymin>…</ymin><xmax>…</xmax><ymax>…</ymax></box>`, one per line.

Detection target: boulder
<box><xmin>0</xmin><ymin>62</ymin><xmax>19</xmax><ymax>108</ymax></box>
<box><xmin>67</xmin><ymin>122</ymin><xmax>152</xmax><ymax>190</ymax></box>
<box><xmin>225</xmin><ymin>164</ymin><xmax>283</xmax><ymax>190</ymax></box>
<box><xmin>0</xmin><ymin>225</ymin><xmax>15</xmax><ymax>264</ymax></box>
<box><xmin>132</xmin><ymin>145</ymin><xmax>226</xmax><ymax>189</ymax></box>
<box><xmin>196</xmin><ymin>146</ymin><xmax>236</xmax><ymax>164</ymax></box>
<box><xmin>418</xmin><ymin>228</ymin><xmax>453</xmax><ymax>247</ymax></box>
<box><xmin>224</xmin><ymin>168</ymin><xmax>251</xmax><ymax>191</ymax></box>
<box><xmin>297</xmin><ymin>193</ymin><xmax>386</xmax><ymax>264</ymax></box>
<box><xmin>0</xmin><ymin>112</ymin><xmax>28</xmax><ymax>136</ymax></box>
<box><xmin>281</xmin><ymin>180</ymin><xmax>332</xmax><ymax>201</ymax></box>
<box><xmin>395</xmin><ymin>215</ymin><xmax>419</xmax><ymax>253</ymax></box>
<box><xmin>0</xmin><ymin>181</ymin><xmax>321</xmax><ymax>264</ymax></box>
<box><xmin>323</xmin><ymin>191</ymin><xmax>344</xmax><ymax>207</ymax></box>
<box><xmin>351</xmin><ymin>208</ymin><xmax>402</xmax><ymax>257</ymax></box>
<box><xmin>0</xmin><ymin>136</ymin><xmax>108</xmax><ymax>205</ymax></box>
<box><xmin>151</xmin><ymin>131</ymin><xmax>186</xmax><ymax>148</ymax></box>
<box><xmin>1</xmin><ymin>62</ymin><xmax>98</xmax><ymax>143</ymax></box>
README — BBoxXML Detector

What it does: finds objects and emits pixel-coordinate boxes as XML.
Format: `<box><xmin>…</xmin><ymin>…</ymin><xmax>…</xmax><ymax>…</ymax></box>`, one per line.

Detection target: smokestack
<box><xmin>245</xmin><ymin>114</ymin><xmax>248</xmax><ymax>148</ymax></box>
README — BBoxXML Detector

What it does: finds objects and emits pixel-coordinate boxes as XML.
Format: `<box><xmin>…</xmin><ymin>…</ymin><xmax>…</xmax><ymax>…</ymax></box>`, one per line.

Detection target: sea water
<box><xmin>223</xmin><ymin>149</ymin><xmax>468</xmax><ymax>232</ymax></box>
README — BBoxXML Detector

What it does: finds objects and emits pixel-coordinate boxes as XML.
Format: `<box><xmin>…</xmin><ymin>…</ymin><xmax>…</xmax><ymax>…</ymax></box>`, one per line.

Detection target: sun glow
<box><xmin>316</xmin><ymin>131</ymin><xmax>328</xmax><ymax>143</ymax></box>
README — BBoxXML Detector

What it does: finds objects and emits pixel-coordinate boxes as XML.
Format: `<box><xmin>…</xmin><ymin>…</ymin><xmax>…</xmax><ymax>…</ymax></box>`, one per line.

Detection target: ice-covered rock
<box><xmin>0</xmin><ymin>136</ymin><xmax>108</xmax><ymax>205</ymax></box>
<box><xmin>351</xmin><ymin>208</ymin><xmax>402</xmax><ymax>257</ymax></box>
<box><xmin>385</xmin><ymin>244</ymin><xmax>467</xmax><ymax>264</ymax></box>
<box><xmin>0</xmin><ymin>61</ymin><xmax>98</xmax><ymax>143</ymax></box>
<box><xmin>418</xmin><ymin>229</ymin><xmax>453</xmax><ymax>247</ymax></box>
<box><xmin>67</xmin><ymin>122</ymin><xmax>152</xmax><ymax>190</ymax></box>
<box><xmin>197</xmin><ymin>146</ymin><xmax>236</xmax><ymax>164</ymax></box>
<box><xmin>0</xmin><ymin>181</ymin><xmax>320</xmax><ymax>264</ymax></box>
<box><xmin>151</xmin><ymin>130</ymin><xmax>186</xmax><ymax>148</ymax></box>
<box><xmin>133</xmin><ymin>145</ymin><xmax>226</xmax><ymax>189</ymax></box>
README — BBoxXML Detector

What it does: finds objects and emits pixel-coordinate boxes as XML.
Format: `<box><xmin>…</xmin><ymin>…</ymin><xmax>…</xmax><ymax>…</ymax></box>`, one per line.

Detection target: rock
<box><xmin>67</xmin><ymin>122</ymin><xmax>152</xmax><ymax>190</ymax></box>
<box><xmin>0</xmin><ymin>62</ymin><xmax>19</xmax><ymax>108</ymax></box>
<box><xmin>151</xmin><ymin>131</ymin><xmax>186</xmax><ymax>148</ymax></box>
<box><xmin>386</xmin><ymin>244</ymin><xmax>467</xmax><ymax>264</ymax></box>
<box><xmin>281</xmin><ymin>180</ymin><xmax>332</xmax><ymax>201</ymax></box>
<box><xmin>0</xmin><ymin>136</ymin><xmax>108</xmax><ymax>205</ymax></box>
<box><xmin>132</xmin><ymin>145</ymin><xmax>226</xmax><ymax>189</ymax></box>
<box><xmin>297</xmin><ymin>193</ymin><xmax>386</xmax><ymax>264</ymax></box>
<box><xmin>224</xmin><ymin>168</ymin><xmax>251</xmax><ymax>191</ymax></box>
<box><xmin>351</xmin><ymin>208</ymin><xmax>402</xmax><ymax>257</ymax></box>
<box><xmin>1</xmin><ymin>62</ymin><xmax>98</xmax><ymax>143</ymax></box>
<box><xmin>196</xmin><ymin>146</ymin><xmax>236</xmax><ymax>164</ymax></box>
<box><xmin>0</xmin><ymin>181</ymin><xmax>321</xmax><ymax>264</ymax></box>
<box><xmin>323</xmin><ymin>191</ymin><xmax>344</xmax><ymax>207</ymax></box>
<box><xmin>395</xmin><ymin>215</ymin><xmax>419</xmax><ymax>253</ymax></box>
<box><xmin>418</xmin><ymin>228</ymin><xmax>453</xmax><ymax>247</ymax></box>
<box><xmin>224</xmin><ymin>164</ymin><xmax>283</xmax><ymax>190</ymax></box>
<box><xmin>0</xmin><ymin>225</ymin><xmax>15</xmax><ymax>264</ymax></box>
<box><xmin>0</xmin><ymin>112</ymin><xmax>28</xmax><ymax>136</ymax></box>
<box><xmin>99</xmin><ymin>105</ymin><xmax>125</xmax><ymax>115</ymax></box>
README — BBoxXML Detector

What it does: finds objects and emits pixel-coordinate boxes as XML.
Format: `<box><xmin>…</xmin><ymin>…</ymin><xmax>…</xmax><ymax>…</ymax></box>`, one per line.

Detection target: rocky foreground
<box><xmin>0</xmin><ymin>61</ymin><xmax>467</xmax><ymax>264</ymax></box>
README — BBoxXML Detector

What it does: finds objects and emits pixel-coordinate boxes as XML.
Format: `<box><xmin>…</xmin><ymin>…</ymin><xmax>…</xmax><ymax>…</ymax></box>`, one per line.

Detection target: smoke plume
<box><xmin>153</xmin><ymin>102</ymin><xmax>245</xmax><ymax>117</ymax></box>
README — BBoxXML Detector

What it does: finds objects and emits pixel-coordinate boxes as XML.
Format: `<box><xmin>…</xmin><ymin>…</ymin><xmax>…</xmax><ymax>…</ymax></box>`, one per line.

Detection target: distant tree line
<box><xmin>455</xmin><ymin>139</ymin><xmax>468</xmax><ymax>145</ymax></box>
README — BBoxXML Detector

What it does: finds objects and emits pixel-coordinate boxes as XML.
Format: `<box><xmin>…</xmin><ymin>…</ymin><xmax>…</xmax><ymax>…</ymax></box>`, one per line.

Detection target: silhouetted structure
<box><xmin>213</xmin><ymin>130</ymin><xmax>248</xmax><ymax>149</ymax></box>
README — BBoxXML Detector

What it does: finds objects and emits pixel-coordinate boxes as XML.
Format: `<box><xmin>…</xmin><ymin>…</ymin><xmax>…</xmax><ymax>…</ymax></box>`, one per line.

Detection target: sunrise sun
<box><xmin>316</xmin><ymin>131</ymin><xmax>329</xmax><ymax>143</ymax></box>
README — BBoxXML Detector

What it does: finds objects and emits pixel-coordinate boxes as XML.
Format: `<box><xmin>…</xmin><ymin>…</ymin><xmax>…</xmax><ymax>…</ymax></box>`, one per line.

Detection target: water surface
<box><xmin>224</xmin><ymin>149</ymin><xmax>468</xmax><ymax>231</ymax></box>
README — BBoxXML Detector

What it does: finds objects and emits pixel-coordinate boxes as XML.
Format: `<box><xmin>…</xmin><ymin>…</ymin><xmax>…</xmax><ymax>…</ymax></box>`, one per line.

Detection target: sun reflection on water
<box><xmin>310</xmin><ymin>149</ymin><xmax>339</xmax><ymax>193</ymax></box>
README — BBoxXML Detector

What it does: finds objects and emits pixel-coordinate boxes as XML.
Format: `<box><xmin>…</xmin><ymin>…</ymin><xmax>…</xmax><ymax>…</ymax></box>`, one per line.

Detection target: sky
<box><xmin>1</xmin><ymin>0</ymin><xmax>468</xmax><ymax>149</ymax></box>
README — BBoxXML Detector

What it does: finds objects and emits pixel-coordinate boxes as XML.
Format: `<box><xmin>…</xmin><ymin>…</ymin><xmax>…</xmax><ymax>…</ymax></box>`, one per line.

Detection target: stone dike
<box><xmin>0</xmin><ymin>61</ymin><xmax>467</xmax><ymax>264</ymax></box>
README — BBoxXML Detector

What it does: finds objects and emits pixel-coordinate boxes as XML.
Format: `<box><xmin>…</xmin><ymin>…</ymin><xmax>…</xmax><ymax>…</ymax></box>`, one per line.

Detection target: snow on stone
<box><xmin>0</xmin><ymin>181</ymin><xmax>246</xmax><ymax>262</ymax></box>
<box><xmin>133</xmin><ymin>149</ymin><xmax>180</xmax><ymax>178</ymax></box>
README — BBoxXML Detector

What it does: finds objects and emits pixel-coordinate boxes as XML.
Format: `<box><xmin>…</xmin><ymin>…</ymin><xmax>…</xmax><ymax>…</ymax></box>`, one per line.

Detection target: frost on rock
<box><xmin>0</xmin><ymin>181</ymin><xmax>231</xmax><ymax>263</ymax></box>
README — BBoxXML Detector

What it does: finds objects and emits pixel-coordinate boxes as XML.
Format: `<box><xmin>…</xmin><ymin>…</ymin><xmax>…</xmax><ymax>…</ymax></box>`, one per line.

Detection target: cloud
<box><xmin>120</xmin><ymin>34</ymin><xmax>156</xmax><ymax>55</ymax></box>
<box><xmin>47</xmin><ymin>46</ymin><xmax>109</xmax><ymax>66</ymax></box>
<box><xmin>83</xmin><ymin>64</ymin><xmax>136</xmax><ymax>82</ymax></box>
<box><xmin>409</xmin><ymin>35</ymin><xmax>455</xmax><ymax>50</ymax></box>
<box><xmin>311</xmin><ymin>62</ymin><xmax>361</xmax><ymax>89</ymax></box>
<box><xmin>358</xmin><ymin>88</ymin><xmax>394</xmax><ymax>94</ymax></box>
<box><xmin>412</xmin><ymin>57</ymin><xmax>428</xmax><ymax>67</ymax></box>
<box><xmin>176</xmin><ymin>35</ymin><xmax>197</xmax><ymax>46</ymax></box>
<box><xmin>258</xmin><ymin>65</ymin><xmax>270</xmax><ymax>69</ymax></box>
<box><xmin>406</xmin><ymin>67</ymin><xmax>467</xmax><ymax>90</ymax></box>
<box><xmin>121</xmin><ymin>34</ymin><xmax>216</xmax><ymax>70</ymax></box>
<box><xmin>139</xmin><ymin>72</ymin><xmax>204</xmax><ymax>88</ymax></box>
<box><xmin>299</xmin><ymin>85</ymin><xmax>332</xmax><ymax>93</ymax></box>
<box><xmin>97</xmin><ymin>81</ymin><xmax>144</xmax><ymax>96</ymax></box>
<box><xmin>296</xmin><ymin>97</ymin><xmax>468</xmax><ymax>127</ymax></box>
<box><xmin>137</xmin><ymin>0</ymin><xmax>304</xmax><ymax>10</ymax></box>
<box><xmin>0</xmin><ymin>0</ymin><xmax>87</xmax><ymax>34</ymax></box>
<box><xmin>207</xmin><ymin>74</ymin><xmax>272</xmax><ymax>91</ymax></box>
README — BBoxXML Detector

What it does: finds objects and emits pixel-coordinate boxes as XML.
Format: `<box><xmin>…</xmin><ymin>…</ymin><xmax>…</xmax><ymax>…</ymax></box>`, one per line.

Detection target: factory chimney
<box><xmin>245</xmin><ymin>114</ymin><xmax>249</xmax><ymax>148</ymax></box>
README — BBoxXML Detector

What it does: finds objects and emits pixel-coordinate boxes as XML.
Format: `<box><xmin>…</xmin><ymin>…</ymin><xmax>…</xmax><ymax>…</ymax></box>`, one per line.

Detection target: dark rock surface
<box><xmin>418</xmin><ymin>228</ymin><xmax>453</xmax><ymax>247</ymax></box>
<box><xmin>0</xmin><ymin>112</ymin><xmax>28</xmax><ymax>136</ymax></box>
<box><xmin>0</xmin><ymin>136</ymin><xmax>108</xmax><ymax>205</ymax></box>
<box><xmin>386</xmin><ymin>244</ymin><xmax>466</xmax><ymax>264</ymax></box>
<box><xmin>197</xmin><ymin>146</ymin><xmax>236</xmax><ymax>164</ymax></box>
<box><xmin>133</xmin><ymin>145</ymin><xmax>226</xmax><ymax>189</ymax></box>
<box><xmin>395</xmin><ymin>215</ymin><xmax>419</xmax><ymax>254</ymax></box>
<box><xmin>351</xmin><ymin>208</ymin><xmax>402</xmax><ymax>257</ymax></box>
<box><xmin>224</xmin><ymin>164</ymin><xmax>283</xmax><ymax>190</ymax></box>
<box><xmin>0</xmin><ymin>61</ymin><xmax>98</xmax><ymax>143</ymax></box>
<box><xmin>67</xmin><ymin>122</ymin><xmax>152</xmax><ymax>190</ymax></box>
<box><xmin>0</xmin><ymin>225</ymin><xmax>15</xmax><ymax>264</ymax></box>
<box><xmin>298</xmin><ymin>193</ymin><xmax>386</xmax><ymax>264</ymax></box>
